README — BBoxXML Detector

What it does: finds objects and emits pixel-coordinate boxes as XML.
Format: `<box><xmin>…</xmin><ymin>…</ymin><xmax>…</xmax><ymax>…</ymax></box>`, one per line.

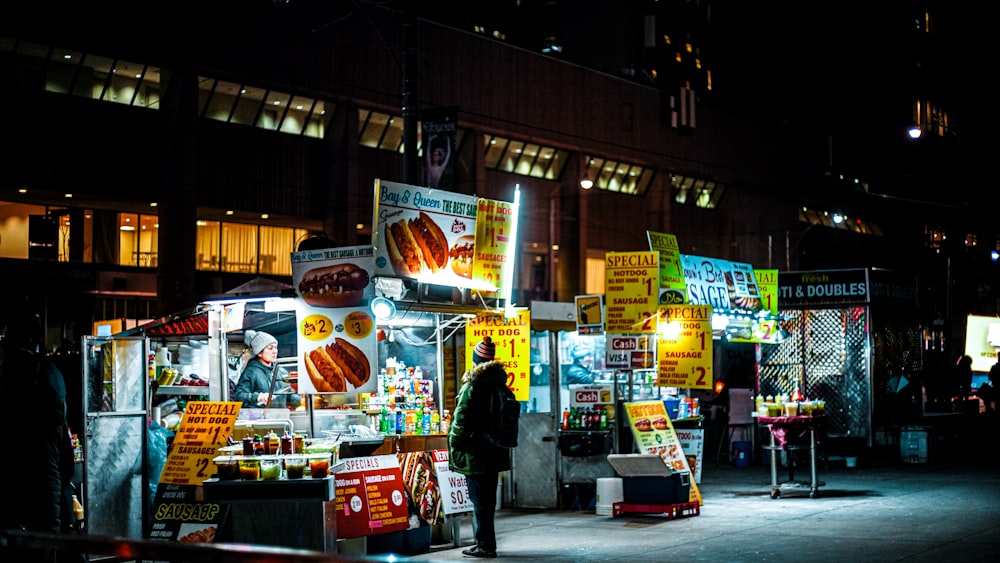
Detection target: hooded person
<box><xmin>449</xmin><ymin>336</ymin><xmax>512</xmax><ymax>558</ymax></box>
<box><xmin>563</xmin><ymin>345</ymin><xmax>594</xmax><ymax>385</ymax></box>
<box><xmin>232</xmin><ymin>330</ymin><xmax>301</xmax><ymax>409</ymax></box>
<box><xmin>0</xmin><ymin>305</ymin><xmax>79</xmax><ymax>562</ymax></box>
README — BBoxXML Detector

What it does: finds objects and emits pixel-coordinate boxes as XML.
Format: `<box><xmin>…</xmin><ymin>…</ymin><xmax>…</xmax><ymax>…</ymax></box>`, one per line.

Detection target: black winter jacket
<box><xmin>448</xmin><ymin>360</ymin><xmax>513</xmax><ymax>476</ymax></box>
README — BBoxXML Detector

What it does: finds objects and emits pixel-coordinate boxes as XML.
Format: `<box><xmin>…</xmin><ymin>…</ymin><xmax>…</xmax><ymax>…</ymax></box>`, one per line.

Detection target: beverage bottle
<box><xmin>395</xmin><ymin>408</ymin><xmax>405</xmax><ymax>434</ymax></box>
<box><xmin>422</xmin><ymin>407</ymin><xmax>431</xmax><ymax>435</ymax></box>
<box><xmin>431</xmin><ymin>409</ymin><xmax>440</xmax><ymax>433</ymax></box>
<box><xmin>561</xmin><ymin>409</ymin><xmax>570</xmax><ymax>431</ymax></box>
<box><xmin>380</xmin><ymin>405</ymin><xmax>390</xmax><ymax>433</ymax></box>
<box><xmin>155</xmin><ymin>347</ymin><xmax>171</xmax><ymax>383</ymax></box>
<box><xmin>441</xmin><ymin>409</ymin><xmax>451</xmax><ymax>434</ymax></box>
<box><xmin>599</xmin><ymin>407</ymin><xmax>608</xmax><ymax>430</ymax></box>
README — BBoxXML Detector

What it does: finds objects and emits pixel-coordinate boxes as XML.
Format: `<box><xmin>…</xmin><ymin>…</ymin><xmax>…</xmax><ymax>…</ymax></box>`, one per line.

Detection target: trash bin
<box><xmin>732</xmin><ymin>441</ymin><xmax>752</xmax><ymax>468</ymax></box>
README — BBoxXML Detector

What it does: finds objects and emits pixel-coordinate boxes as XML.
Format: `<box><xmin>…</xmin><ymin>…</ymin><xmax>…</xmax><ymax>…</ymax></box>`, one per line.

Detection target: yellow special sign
<box><xmin>604</xmin><ymin>251</ymin><xmax>659</xmax><ymax>334</ymax></box>
<box><xmin>160</xmin><ymin>402</ymin><xmax>241</xmax><ymax>485</ymax></box>
<box><xmin>300</xmin><ymin>313</ymin><xmax>335</xmax><ymax>341</ymax></box>
<box><xmin>656</xmin><ymin>305</ymin><xmax>713</xmax><ymax>389</ymax></box>
<box><xmin>465</xmin><ymin>310</ymin><xmax>531</xmax><ymax>401</ymax></box>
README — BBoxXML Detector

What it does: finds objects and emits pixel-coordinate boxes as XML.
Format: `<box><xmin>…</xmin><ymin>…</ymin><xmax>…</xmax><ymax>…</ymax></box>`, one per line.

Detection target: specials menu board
<box><xmin>158</xmin><ymin>401</ymin><xmax>241</xmax><ymax>485</ymax></box>
<box><xmin>335</xmin><ymin>454</ymin><xmax>410</xmax><ymax>539</ymax></box>
<box><xmin>291</xmin><ymin>245</ymin><xmax>377</xmax><ymax>395</ymax></box>
<box><xmin>623</xmin><ymin>400</ymin><xmax>703</xmax><ymax>505</ymax></box>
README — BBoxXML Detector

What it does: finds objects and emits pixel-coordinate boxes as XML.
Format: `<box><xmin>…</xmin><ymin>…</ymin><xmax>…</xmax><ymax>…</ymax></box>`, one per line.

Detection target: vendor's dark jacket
<box><xmin>233</xmin><ymin>357</ymin><xmax>301</xmax><ymax>409</ymax></box>
<box><xmin>448</xmin><ymin>360</ymin><xmax>512</xmax><ymax>476</ymax></box>
<box><xmin>564</xmin><ymin>360</ymin><xmax>592</xmax><ymax>384</ymax></box>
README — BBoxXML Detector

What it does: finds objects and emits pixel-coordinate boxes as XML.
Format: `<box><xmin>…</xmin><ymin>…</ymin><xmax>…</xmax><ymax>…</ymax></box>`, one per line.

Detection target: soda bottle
<box><xmin>395</xmin><ymin>408</ymin><xmax>405</xmax><ymax>434</ymax></box>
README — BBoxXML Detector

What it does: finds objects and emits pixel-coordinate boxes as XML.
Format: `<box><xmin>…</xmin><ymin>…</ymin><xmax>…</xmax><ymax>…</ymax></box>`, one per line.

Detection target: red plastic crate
<box><xmin>611</xmin><ymin>500</ymin><xmax>700</xmax><ymax>519</ymax></box>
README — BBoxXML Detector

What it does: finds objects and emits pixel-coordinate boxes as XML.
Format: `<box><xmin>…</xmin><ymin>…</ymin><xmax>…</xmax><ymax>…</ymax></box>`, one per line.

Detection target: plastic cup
<box><xmin>285</xmin><ymin>456</ymin><xmax>307</xmax><ymax>479</ymax></box>
<box><xmin>239</xmin><ymin>458</ymin><xmax>261</xmax><ymax>480</ymax></box>
<box><xmin>260</xmin><ymin>458</ymin><xmax>281</xmax><ymax>480</ymax></box>
<box><xmin>308</xmin><ymin>454</ymin><xmax>331</xmax><ymax>478</ymax></box>
<box><xmin>784</xmin><ymin>402</ymin><xmax>799</xmax><ymax>417</ymax></box>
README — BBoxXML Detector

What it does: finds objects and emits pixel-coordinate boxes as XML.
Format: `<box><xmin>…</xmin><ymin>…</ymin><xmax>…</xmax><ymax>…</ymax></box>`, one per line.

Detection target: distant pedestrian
<box><xmin>955</xmin><ymin>354</ymin><xmax>973</xmax><ymax>401</ymax></box>
<box><xmin>449</xmin><ymin>337</ymin><xmax>512</xmax><ymax>558</ymax></box>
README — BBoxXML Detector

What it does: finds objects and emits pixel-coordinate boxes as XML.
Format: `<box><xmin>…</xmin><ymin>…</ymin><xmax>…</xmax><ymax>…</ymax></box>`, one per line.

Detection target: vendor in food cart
<box><xmin>233</xmin><ymin>330</ymin><xmax>301</xmax><ymax>409</ymax></box>
<box><xmin>563</xmin><ymin>345</ymin><xmax>594</xmax><ymax>384</ymax></box>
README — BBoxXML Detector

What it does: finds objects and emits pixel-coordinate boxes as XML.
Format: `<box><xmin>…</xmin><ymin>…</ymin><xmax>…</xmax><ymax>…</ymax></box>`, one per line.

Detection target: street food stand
<box><xmin>759</xmin><ymin>268</ymin><xmax>921</xmax><ymax>456</ymax></box>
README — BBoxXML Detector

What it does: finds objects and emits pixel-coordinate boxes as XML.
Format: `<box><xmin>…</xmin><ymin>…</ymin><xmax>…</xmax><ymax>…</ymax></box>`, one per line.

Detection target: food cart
<box><xmin>759</xmin><ymin>268</ymin><xmax>921</xmax><ymax>456</ymax></box>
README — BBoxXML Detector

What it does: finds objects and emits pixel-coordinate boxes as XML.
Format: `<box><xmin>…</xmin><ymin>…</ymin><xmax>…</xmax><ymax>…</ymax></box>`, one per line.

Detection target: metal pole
<box><xmin>401</xmin><ymin>0</ymin><xmax>419</xmax><ymax>185</ymax></box>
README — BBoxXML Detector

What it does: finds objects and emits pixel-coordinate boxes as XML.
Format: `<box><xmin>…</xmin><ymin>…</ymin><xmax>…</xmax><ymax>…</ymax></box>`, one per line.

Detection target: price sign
<box><xmin>656</xmin><ymin>305</ymin><xmax>713</xmax><ymax>389</ymax></box>
<box><xmin>159</xmin><ymin>401</ymin><xmax>241</xmax><ymax>486</ymax></box>
<box><xmin>465</xmin><ymin>311</ymin><xmax>530</xmax><ymax>401</ymax></box>
<box><xmin>335</xmin><ymin>454</ymin><xmax>410</xmax><ymax>539</ymax></box>
<box><xmin>604</xmin><ymin>251</ymin><xmax>659</xmax><ymax>334</ymax></box>
<box><xmin>433</xmin><ymin>449</ymin><xmax>473</xmax><ymax>515</ymax></box>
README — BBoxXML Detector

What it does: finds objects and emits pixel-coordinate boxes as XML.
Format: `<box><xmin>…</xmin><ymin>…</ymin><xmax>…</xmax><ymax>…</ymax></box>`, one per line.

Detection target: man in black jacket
<box><xmin>0</xmin><ymin>306</ymin><xmax>77</xmax><ymax>563</ymax></box>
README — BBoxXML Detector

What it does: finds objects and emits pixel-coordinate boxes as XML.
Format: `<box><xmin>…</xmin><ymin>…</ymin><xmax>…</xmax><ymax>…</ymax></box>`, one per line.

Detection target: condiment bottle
<box><xmin>281</xmin><ymin>431</ymin><xmax>293</xmax><ymax>455</ymax></box>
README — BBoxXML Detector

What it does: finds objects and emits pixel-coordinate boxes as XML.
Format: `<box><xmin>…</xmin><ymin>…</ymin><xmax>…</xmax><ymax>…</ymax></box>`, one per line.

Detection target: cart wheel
<box><xmin>809</xmin><ymin>490</ymin><xmax>818</xmax><ymax>499</ymax></box>
<box><xmin>770</xmin><ymin>489</ymin><xmax>780</xmax><ymax>499</ymax></box>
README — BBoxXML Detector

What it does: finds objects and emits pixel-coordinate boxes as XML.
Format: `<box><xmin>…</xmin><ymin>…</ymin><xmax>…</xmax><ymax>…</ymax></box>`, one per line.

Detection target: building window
<box><xmin>118</xmin><ymin>213</ymin><xmax>159</xmax><ymax>267</ymax></box>
<box><xmin>198</xmin><ymin>78</ymin><xmax>332</xmax><ymax>139</ymax></box>
<box><xmin>800</xmin><ymin>207</ymin><xmax>882</xmax><ymax>236</ymax></box>
<box><xmin>582</xmin><ymin>156</ymin><xmax>654</xmax><ymax>196</ymax></box>
<box><xmin>195</xmin><ymin>220</ymin><xmax>307</xmax><ymax>274</ymax></box>
<box><xmin>484</xmin><ymin>135</ymin><xmax>569</xmax><ymax>181</ymax></box>
<box><xmin>670</xmin><ymin>174</ymin><xmax>723</xmax><ymax>208</ymax></box>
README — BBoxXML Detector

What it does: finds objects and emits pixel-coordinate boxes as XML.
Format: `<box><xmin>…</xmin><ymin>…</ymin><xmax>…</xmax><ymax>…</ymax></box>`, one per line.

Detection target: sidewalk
<box><xmin>405</xmin><ymin>443</ymin><xmax>1000</xmax><ymax>562</ymax></box>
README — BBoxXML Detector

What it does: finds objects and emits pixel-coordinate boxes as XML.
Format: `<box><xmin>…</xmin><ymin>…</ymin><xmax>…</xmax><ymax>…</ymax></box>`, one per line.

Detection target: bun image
<box><xmin>408</xmin><ymin>212</ymin><xmax>449</xmax><ymax>273</ymax></box>
<box><xmin>652</xmin><ymin>415</ymin><xmax>669</xmax><ymax>430</ymax></box>
<box><xmin>385</xmin><ymin>220</ymin><xmax>425</xmax><ymax>276</ymax></box>
<box><xmin>448</xmin><ymin>235</ymin><xmax>475</xmax><ymax>279</ymax></box>
<box><xmin>304</xmin><ymin>347</ymin><xmax>347</xmax><ymax>392</ymax></box>
<box><xmin>634</xmin><ymin>417</ymin><xmax>653</xmax><ymax>432</ymax></box>
<box><xmin>298</xmin><ymin>263</ymin><xmax>370</xmax><ymax>308</ymax></box>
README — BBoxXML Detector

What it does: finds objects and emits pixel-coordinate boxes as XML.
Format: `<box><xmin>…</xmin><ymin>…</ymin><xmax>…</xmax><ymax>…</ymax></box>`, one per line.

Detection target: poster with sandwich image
<box><xmin>372</xmin><ymin>179</ymin><xmax>481</xmax><ymax>288</ymax></box>
<box><xmin>291</xmin><ymin>245</ymin><xmax>376</xmax><ymax>394</ymax></box>
<box><xmin>623</xmin><ymin>400</ymin><xmax>703</xmax><ymax>505</ymax></box>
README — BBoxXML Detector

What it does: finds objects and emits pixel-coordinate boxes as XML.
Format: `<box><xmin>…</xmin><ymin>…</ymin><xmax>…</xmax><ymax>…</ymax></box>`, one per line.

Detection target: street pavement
<box><xmin>402</xmin><ymin>425</ymin><xmax>1000</xmax><ymax>562</ymax></box>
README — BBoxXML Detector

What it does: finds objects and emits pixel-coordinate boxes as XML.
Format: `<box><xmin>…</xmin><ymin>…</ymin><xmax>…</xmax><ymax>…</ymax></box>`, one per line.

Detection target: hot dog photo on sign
<box><xmin>373</xmin><ymin>180</ymin><xmax>479</xmax><ymax>286</ymax></box>
<box><xmin>291</xmin><ymin>245</ymin><xmax>378</xmax><ymax>394</ymax></box>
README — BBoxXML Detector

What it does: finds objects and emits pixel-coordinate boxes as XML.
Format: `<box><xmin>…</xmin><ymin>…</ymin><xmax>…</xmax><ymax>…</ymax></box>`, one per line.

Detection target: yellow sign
<box><xmin>657</xmin><ymin>305</ymin><xmax>713</xmax><ymax>389</ymax></box>
<box><xmin>575</xmin><ymin>294</ymin><xmax>604</xmax><ymax>335</ymax></box>
<box><xmin>756</xmin><ymin>268</ymin><xmax>779</xmax><ymax>315</ymax></box>
<box><xmin>160</xmin><ymin>401</ymin><xmax>241</xmax><ymax>485</ymax></box>
<box><xmin>473</xmin><ymin>198</ymin><xmax>516</xmax><ymax>292</ymax></box>
<box><xmin>623</xmin><ymin>400</ymin><xmax>703</xmax><ymax>505</ymax></box>
<box><xmin>647</xmin><ymin>231</ymin><xmax>687</xmax><ymax>304</ymax></box>
<box><xmin>465</xmin><ymin>310</ymin><xmax>531</xmax><ymax>401</ymax></box>
<box><xmin>604</xmin><ymin>251</ymin><xmax>659</xmax><ymax>334</ymax></box>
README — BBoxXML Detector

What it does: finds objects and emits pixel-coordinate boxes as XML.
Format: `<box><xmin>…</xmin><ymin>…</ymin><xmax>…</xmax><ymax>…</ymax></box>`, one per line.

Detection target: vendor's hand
<box><xmin>257</xmin><ymin>392</ymin><xmax>269</xmax><ymax>405</ymax></box>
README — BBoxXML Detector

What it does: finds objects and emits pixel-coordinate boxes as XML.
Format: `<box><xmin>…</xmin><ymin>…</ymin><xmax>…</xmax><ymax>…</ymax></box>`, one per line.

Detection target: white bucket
<box><xmin>595</xmin><ymin>477</ymin><xmax>623</xmax><ymax>516</ymax></box>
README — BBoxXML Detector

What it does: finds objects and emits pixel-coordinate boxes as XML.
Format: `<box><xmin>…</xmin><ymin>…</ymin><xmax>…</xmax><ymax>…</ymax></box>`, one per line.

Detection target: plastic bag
<box><xmin>147</xmin><ymin>419</ymin><xmax>174</xmax><ymax>504</ymax></box>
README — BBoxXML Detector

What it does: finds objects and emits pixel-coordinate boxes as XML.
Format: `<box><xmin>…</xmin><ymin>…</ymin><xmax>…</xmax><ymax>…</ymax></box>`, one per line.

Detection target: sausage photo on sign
<box><xmin>408</xmin><ymin>212</ymin><xmax>449</xmax><ymax>273</ymax></box>
<box><xmin>385</xmin><ymin>219</ymin><xmax>425</xmax><ymax>276</ymax></box>
<box><xmin>298</xmin><ymin>263</ymin><xmax>370</xmax><ymax>308</ymax></box>
<box><xmin>402</xmin><ymin>453</ymin><xmax>441</xmax><ymax>525</ymax></box>
<box><xmin>303</xmin><ymin>346</ymin><xmax>347</xmax><ymax>392</ymax></box>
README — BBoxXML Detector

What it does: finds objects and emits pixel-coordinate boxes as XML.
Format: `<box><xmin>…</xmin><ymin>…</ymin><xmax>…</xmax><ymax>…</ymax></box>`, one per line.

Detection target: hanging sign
<box><xmin>158</xmin><ymin>401</ymin><xmax>241</xmax><ymax>485</ymax></box>
<box><xmin>465</xmin><ymin>311</ymin><xmax>531</xmax><ymax>401</ymax></box>
<box><xmin>755</xmin><ymin>268</ymin><xmax>779</xmax><ymax>316</ymax></box>
<box><xmin>575</xmin><ymin>294</ymin><xmax>604</xmax><ymax>335</ymax></box>
<box><xmin>656</xmin><ymin>305</ymin><xmax>713</xmax><ymax>389</ymax></box>
<box><xmin>372</xmin><ymin>180</ymin><xmax>480</xmax><ymax>288</ymax></box>
<box><xmin>604</xmin><ymin>251</ymin><xmax>659</xmax><ymax>334</ymax></box>
<box><xmin>473</xmin><ymin>197</ymin><xmax>518</xmax><ymax>294</ymax></box>
<box><xmin>291</xmin><ymin>245</ymin><xmax>377</xmax><ymax>395</ymax></box>
<box><xmin>604</xmin><ymin>334</ymin><xmax>655</xmax><ymax>370</ymax></box>
<box><xmin>647</xmin><ymin>231</ymin><xmax>686</xmax><ymax>305</ymax></box>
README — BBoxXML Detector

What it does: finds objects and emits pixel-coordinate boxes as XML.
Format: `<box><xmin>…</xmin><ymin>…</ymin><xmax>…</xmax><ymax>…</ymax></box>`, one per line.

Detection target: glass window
<box><xmin>221</xmin><ymin>222</ymin><xmax>258</xmax><ymax>274</ymax></box>
<box><xmin>483</xmin><ymin>135</ymin><xmax>508</xmax><ymax>169</ymax></box>
<box><xmin>118</xmin><ymin>213</ymin><xmax>139</xmax><ymax>265</ymax></box>
<box><xmin>258</xmin><ymin>225</ymin><xmax>299</xmax><ymax>276</ymax></box>
<box><xmin>281</xmin><ymin>95</ymin><xmax>315</xmax><ymax>135</ymax></box>
<box><xmin>304</xmin><ymin>100</ymin><xmax>331</xmax><ymax>139</ymax></box>
<box><xmin>257</xmin><ymin>90</ymin><xmax>288</xmax><ymax>131</ymax></box>
<box><xmin>232</xmin><ymin>86</ymin><xmax>264</xmax><ymax>126</ymax></box>
<box><xmin>196</xmin><ymin>220</ymin><xmax>222</xmax><ymax>271</ymax></box>
<box><xmin>45</xmin><ymin>48</ymin><xmax>83</xmax><ymax>94</ymax></box>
